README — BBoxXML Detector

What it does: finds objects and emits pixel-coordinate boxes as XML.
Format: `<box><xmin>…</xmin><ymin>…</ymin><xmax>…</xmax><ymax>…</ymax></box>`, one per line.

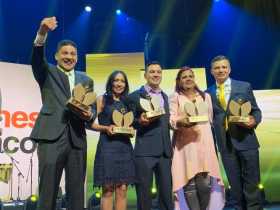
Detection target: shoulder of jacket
<box><xmin>232</xmin><ymin>79</ymin><xmax>250</xmax><ymax>87</ymax></box>
<box><xmin>129</xmin><ymin>89</ymin><xmax>140</xmax><ymax>97</ymax></box>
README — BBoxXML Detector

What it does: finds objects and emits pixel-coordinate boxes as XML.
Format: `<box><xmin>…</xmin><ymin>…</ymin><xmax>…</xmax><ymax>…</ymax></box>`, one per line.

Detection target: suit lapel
<box><xmin>139</xmin><ymin>86</ymin><xmax>149</xmax><ymax>99</ymax></box>
<box><xmin>209</xmin><ymin>85</ymin><xmax>219</xmax><ymax>105</ymax></box>
<box><xmin>162</xmin><ymin>92</ymin><xmax>169</xmax><ymax>114</ymax></box>
<box><xmin>52</xmin><ymin>67</ymin><xmax>71</xmax><ymax>98</ymax></box>
<box><xmin>228</xmin><ymin>79</ymin><xmax>237</xmax><ymax>103</ymax></box>
<box><xmin>137</xmin><ymin>86</ymin><xmax>148</xmax><ymax>110</ymax></box>
<box><xmin>222</xmin><ymin>79</ymin><xmax>238</xmax><ymax>113</ymax></box>
<box><xmin>75</xmin><ymin>72</ymin><xmax>82</xmax><ymax>85</ymax></box>
<box><xmin>57</xmin><ymin>69</ymin><xmax>71</xmax><ymax>98</ymax></box>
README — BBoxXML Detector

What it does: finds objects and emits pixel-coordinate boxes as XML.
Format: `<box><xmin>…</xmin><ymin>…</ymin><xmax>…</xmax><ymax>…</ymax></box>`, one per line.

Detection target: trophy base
<box><xmin>0</xmin><ymin>163</ymin><xmax>12</xmax><ymax>184</ymax></box>
<box><xmin>113</xmin><ymin>127</ymin><xmax>135</xmax><ymax>137</ymax></box>
<box><xmin>188</xmin><ymin>115</ymin><xmax>209</xmax><ymax>123</ymax></box>
<box><xmin>229</xmin><ymin>116</ymin><xmax>250</xmax><ymax>123</ymax></box>
<box><xmin>66</xmin><ymin>99</ymin><xmax>92</xmax><ymax>121</ymax></box>
<box><xmin>146</xmin><ymin>109</ymin><xmax>165</xmax><ymax>119</ymax></box>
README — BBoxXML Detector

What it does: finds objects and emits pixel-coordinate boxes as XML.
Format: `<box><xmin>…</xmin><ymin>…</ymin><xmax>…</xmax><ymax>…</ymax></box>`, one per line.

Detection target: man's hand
<box><xmin>138</xmin><ymin>113</ymin><xmax>150</xmax><ymax>126</ymax></box>
<box><xmin>80</xmin><ymin>110</ymin><xmax>93</xmax><ymax>121</ymax></box>
<box><xmin>238</xmin><ymin>115</ymin><xmax>256</xmax><ymax>129</ymax></box>
<box><xmin>38</xmin><ymin>17</ymin><xmax>58</xmax><ymax>36</ymax></box>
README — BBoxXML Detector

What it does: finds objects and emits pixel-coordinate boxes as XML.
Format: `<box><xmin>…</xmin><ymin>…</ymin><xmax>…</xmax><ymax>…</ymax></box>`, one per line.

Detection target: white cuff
<box><xmin>34</xmin><ymin>32</ymin><xmax>48</xmax><ymax>46</ymax></box>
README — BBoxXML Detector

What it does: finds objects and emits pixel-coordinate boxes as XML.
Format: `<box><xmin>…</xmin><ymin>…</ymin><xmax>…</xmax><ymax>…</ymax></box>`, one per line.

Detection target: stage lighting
<box><xmin>30</xmin><ymin>194</ymin><xmax>38</xmax><ymax>202</ymax></box>
<box><xmin>215</xmin><ymin>0</ymin><xmax>220</xmax><ymax>2</ymax></box>
<box><xmin>258</xmin><ymin>183</ymin><xmax>268</xmax><ymax>205</ymax></box>
<box><xmin>85</xmin><ymin>6</ymin><xmax>92</xmax><ymax>12</ymax></box>
<box><xmin>150</xmin><ymin>187</ymin><xmax>158</xmax><ymax>209</ymax></box>
<box><xmin>258</xmin><ymin>183</ymin><xmax>264</xmax><ymax>189</ymax></box>
<box><xmin>88</xmin><ymin>191</ymin><xmax>101</xmax><ymax>210</ymax></box>
<box><xmin>24</xmin><ymin>195</ymin><xmax>38</xmax><ymax>210</ymax></box>
<box><xmin>116</xmin><ymin>9</ymin><xmax>122</xmax><ymax>15</ymax></box>
<box><xmin>151</xmin><ymin>187</ymin><xmax>157</xmax><ymax>199</ymax></box>
<box><xmin>95</xmin><ymin>191</ymin><xmax>101</xmax><ymax>199</ymax></box>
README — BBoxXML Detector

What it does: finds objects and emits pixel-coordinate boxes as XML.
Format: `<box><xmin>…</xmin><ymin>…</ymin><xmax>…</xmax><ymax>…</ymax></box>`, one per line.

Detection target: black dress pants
<box><xmin>36</xmin><ymin>129</ymin><xmax>86</xmax><ymax>210</ymax></box>
<box><xmin>135</xmin><ymin>156</ymin><xmax>174</xmax><ymax>210</ymax></box>
<box><xmin>221</xmin><ymin>140</ymin><xmax>263</xmax><ymax>210</ymax></box>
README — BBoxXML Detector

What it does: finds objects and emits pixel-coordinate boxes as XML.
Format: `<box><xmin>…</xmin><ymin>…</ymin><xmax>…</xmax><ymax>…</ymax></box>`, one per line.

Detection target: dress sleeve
<box><xmin>169</xmin><ymin>92</ymin><xmax>180</xmax><ymax>130</ymax></box>
<box><xmin>205</xmin><ymin>93</ymin><xmax>213</xmax><ymax>124</ymax></box>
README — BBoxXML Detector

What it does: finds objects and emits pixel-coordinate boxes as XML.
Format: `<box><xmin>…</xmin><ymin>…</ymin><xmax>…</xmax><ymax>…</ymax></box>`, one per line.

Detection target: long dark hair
<box><xmin>104</xmin><ymin>70</ymin><xmax>129</xmax><ymax>103</ymax></box>
<box><xmin>175</xmin><ymin>66</ymin><xmax>205</xmax><ymax>100</ymax></box>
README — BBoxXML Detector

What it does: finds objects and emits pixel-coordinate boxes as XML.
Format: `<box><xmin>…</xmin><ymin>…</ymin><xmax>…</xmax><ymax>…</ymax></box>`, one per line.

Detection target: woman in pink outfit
<box><xmin>169</xmin><ymin>67</ymin><xmax>225</xmax><ymax>210</ymax></box>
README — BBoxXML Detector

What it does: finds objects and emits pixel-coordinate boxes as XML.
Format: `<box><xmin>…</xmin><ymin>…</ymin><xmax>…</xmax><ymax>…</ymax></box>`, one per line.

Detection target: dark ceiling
<box><xmin>1</xmin><ymin>0</ymin><xmax>280</xmax><ymax>89</ymax></box>
<box><xmin>123</xmin><ymin>0</ymin><xmax>280</xmax><ymax>38</ymax></box>
<box><xmin>78</xmin><ymin>0</ymin><xmax>280</xmax><ymax>40</ymax></box>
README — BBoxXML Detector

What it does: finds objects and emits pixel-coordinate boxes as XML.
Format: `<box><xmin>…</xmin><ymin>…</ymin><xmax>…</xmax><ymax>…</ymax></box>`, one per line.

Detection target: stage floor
<box><xmin>1</xmin><ymin>202</ymin><xmax>279</xmax><ymax>210</ymax></box>
<box><xmin>224</xmin><ymin>205</ymin><xmax>280</xmax><ymax>210</ymax></box>
<box><xmin>125</xmin><ymin>204</ymin><xmax>280</xmax><ymax>210</ymax></box>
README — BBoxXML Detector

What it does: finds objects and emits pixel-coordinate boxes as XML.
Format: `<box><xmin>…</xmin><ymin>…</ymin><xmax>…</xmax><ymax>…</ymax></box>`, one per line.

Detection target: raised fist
<box><xmin>38</xmin><ymin>16</ymin><xmax>58</xmax><ymax>35</ymax></box>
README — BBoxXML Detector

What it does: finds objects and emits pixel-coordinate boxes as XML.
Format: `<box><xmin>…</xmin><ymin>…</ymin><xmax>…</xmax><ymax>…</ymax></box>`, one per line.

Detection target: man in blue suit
<box><xmin>207</xmin><ymin>55</ymin><xmax>263</xmax><ymax>210</ymax></box>
<box><xmin>30</xmin><ymin>17</ymin><xmax>95</xmax><ymax>210</ymax></box>
<box><xmin>126</xmin><ymin>61</ymin><xmax>173</xmax><ymax>210</ymax></box>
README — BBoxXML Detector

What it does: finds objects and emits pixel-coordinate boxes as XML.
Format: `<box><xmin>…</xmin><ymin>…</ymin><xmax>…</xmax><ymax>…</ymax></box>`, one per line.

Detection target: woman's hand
<box><xmin>176</xmin><ymin>117</ymin><xmax>196</xmax><ymax>128</ymax></box>
<box><xmin>105</xmin><ymin>125</ymin><xmax>115</xmax><ymax>136</ymax></box>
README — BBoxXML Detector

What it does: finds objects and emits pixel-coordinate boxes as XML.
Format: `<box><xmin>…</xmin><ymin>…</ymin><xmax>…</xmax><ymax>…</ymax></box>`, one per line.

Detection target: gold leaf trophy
<box><xmin>0</xmin><ymin>163</ymin><xmax>12</xmax><ymax>184</ymax></box>
<box><xmin>67</xmin><ymin>83</ymin><xmax>97</xmax><ymax>121</ymax></box>
<box><xmin>140</xmin><ymin>95</ymin><xmax>165</xmax><ymax>119</ymax></box>
<box><xmin>112</xmin><ymin>108</ymin><xmax>135</xmax><ymax>137</ymax></box>
<box><xmin>228</xmin><ymin>99</ymin><xmax>251</xmax><ymax>123</ymax></box>
<box><xmin>183</xmin><ymin>99</ymin><xmax>209</xmax><ymax>123</ymax></box>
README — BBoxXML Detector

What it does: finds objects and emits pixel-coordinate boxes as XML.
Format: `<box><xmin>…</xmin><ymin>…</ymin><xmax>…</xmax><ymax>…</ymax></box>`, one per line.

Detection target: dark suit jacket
<box><xmin>30</xmin><ymin>45</ymin><xmax>94</xmax><ymax>148</ymax></box>
<box><xmin>207</xmin><ymin>79</ymin><xmax>262</xmax><ymax>152</ymax></box>
<box><xmin>126</xmin><ymin>86</ymin><xmax>172</xmax><ymax>157</ymax></box>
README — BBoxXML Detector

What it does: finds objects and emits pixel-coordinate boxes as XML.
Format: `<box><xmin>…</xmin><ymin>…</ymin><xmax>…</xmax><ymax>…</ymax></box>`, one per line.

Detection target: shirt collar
<box><xmin>144</xmin><ymin>84</ymin><xmax>162</xmax><ymax>94</ymax></box>
<box><xmin>216</xmin><ymin>77</ymin><xmax>231</xmax><ymax>87</ymax></box>
<box><xmin>57</xmin><ymin>65</ymin><xmax>74</xmax><ymax>75</ymax></box>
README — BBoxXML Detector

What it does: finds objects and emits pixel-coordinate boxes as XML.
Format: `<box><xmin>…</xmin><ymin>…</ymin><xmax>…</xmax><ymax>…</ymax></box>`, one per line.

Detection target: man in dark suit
<box><xmin>30</xmin><ymin>17</ymin><xmax>95</xmax><ymax>210</ymax></box>
<box><xmin>126</xmin><ymin>61</ymin><xmax>173</xmax><ymax>210</ymax></box>
<box><xmin>207</xmin><ymin>55</ymin><xmax>263</xmax><ymax>210</ymax></box>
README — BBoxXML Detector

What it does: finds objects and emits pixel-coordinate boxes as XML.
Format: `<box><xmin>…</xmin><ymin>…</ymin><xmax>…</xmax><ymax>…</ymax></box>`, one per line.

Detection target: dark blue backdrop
<box><xmin>0</xmin><ymin>0</ymin><xmax>279</xmax><ymax>89</ymax></box>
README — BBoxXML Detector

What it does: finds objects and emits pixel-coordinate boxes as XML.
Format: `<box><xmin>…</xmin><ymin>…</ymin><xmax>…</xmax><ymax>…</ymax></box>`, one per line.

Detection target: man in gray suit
<box><xmin>31</xmin><ymin>17</ymin><xmax>95</xmax><ymax>210</ymax></box>
<box><xmin>207</xmin><ymin>55</ymin><xmax>263</xmax><ymax>210</ymax></box>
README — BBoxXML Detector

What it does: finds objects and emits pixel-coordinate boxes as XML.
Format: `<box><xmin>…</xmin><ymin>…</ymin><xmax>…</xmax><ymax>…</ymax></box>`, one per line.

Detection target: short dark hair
<box><xmin>104</xmin><ymin>70</ymin><xmax>129</xmax><ymax>103</ymax></box>
<box><xmin>211</xmin><ymin>55</ymin><xmax>230</xmax><ymax>67</ymax></box>
<box><xmin>56</xmin><ymin>39</ymin><xmax>77</xmax><ymax>52</ymax></box>
<box><xmin>145</xmin><ymin>61</ymin><xmax>162</xmax><ymax>72</ymax></box>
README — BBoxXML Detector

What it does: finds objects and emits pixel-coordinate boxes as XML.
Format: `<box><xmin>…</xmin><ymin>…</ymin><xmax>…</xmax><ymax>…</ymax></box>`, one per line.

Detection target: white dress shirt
<box><xmin>216</xmin><ymin>78</ymin><xmax>231</xmax><ymax>105</ymax></box>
